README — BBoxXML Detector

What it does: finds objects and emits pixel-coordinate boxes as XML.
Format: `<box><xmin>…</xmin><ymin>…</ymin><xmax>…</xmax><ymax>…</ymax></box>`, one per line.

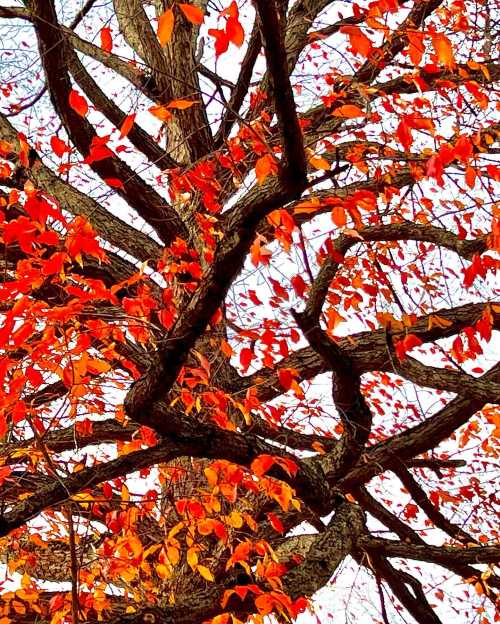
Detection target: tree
<box><xmin>0</xmin><ymin>0</ymin><xmax>498</xmax><ymax>622</ymax></box>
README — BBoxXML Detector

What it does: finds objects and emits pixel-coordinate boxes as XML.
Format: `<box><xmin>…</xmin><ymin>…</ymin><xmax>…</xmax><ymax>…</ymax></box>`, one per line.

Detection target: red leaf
<box><xmin>239</xmin><ymin>347</ymin><xmax>254</xmax><ymax>372</ymax></box>
<box><xmin>208</xmin><ymin>28</ymin><xmax>230</xmax><ymax>57</ymax></box>
<box><xmin>69</xmin><ymin>90</ymin><xmax>89</xmax><ymax>117</ymax></box>
<box><xmin>396</xmin><ymin>119</ymin><xmax>413</xmax><ymax>151</ymax></box>
<box><xmin>291</xmin><ymin>274</ymin><xmax>307</xmax><ymax>297</ymax></box>
<box><xmin>251</xmin><ymin>454</ymin><xmax>274</xmax><ymax>476</ymax></box>
<box><xmin>50</xmin><ymin>136</ymin><xmax>71</xmax><ymax>158</ymax></box>
<box><xmin>407</xmin><ymin>30</ymin><xmax>425</xmax><ymax>66</ymax></box>
<box><xmin>104</xmin><ymin>178</ymin><xmax>124</xmax><ymax>188</ymax></box>
<box><xmin>426</xmin><ymin>154</ymin><xmax>444</xmax><ymax>186</ymax></box>
<box><xmin>267</xmin><ymin>512</ymin><xmax>284</xmax><ymax>533</ymax></box>
<box><xmin>226</xmin><ymin>16</ymin><xmax>244</xmax><ymax>47</ymax></box>
<box><xmin>395</xmin><ymin>334</ymin><xmax>422</xmax><ymax>360</ymax></box>
<box><xmin>278</xmin><ymin>368</ymin><xmax>295</xmax><ymax>391</ymax></box>
<box><xmin>100</xmin><ymin>27</ymin><xmax>113</xmax><ymax>52</ymax></box>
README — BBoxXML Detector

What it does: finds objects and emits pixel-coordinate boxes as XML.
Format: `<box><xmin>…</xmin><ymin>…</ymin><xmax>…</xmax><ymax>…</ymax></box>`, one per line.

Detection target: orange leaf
<box><xmin>407</xmin><ymin>30</ymin><xmax>424</xmax><ymax>66</ymax></box>
<box><xmin>332</xmin><ymin>104</ymin><xmax>365</xmax><ymax>118</ymax></box>
<box><xmin>431</xmin><ymin>33</ymin><xmax>456</xmax><ymax>69</ymax></box>
<box><xmin>251</xmin><ymin>454</ymin><xmax>274</xmax><ymax>476</ymax></box>
<box><xmin>309</xmin><ymin>154</ymin><xmax>330</xmax><ymax>170</ymax></box>
<box><xmin>69</xmin><ymin>90</ymin><xmax>88</xmax><ymax>117</ymax></box>
<box><xmin>465</xmin><ymin>166</ymin><xmax>476</xmax><ymax>188</ymax></box>
<box><xmin>179</xmin><ymin>3</ymin><xmax>204</xmax><ymax>25</ymax></box>
<box><xmin>255</xmin><ymin>154</ymin><xmax>278</xmax><ymax>184</ymax></box>
<box><xmin>167</xmin><ymin>99</ymin><xmax>198</xmax><ymax>110</ymax></box>
<box><xmin>158</xmin><ymin>8</ymin><xmax>175</xmax><ymax>46</ymax></box>
<box><xmin>331</xmin><ymin>205</ymin><xmax>347</xmax><ymax>227</ymax></box>
<box><xmin>312</xmin><ymin>441</ymin><xmax>326</xmax><ymax>454</ymax></box>
<box><xmin>149</xmin><ymin>105</ymin><xmax>173</xmax><ymax>122</ymax></box>
<box><xmin>340</xmin><ymin>25</ymin><xmax>373</xmax><ymax>58</ymax></box>
<box><xmin>119</xmin><ymin>113</ymin><xmax>136</xmax><ymax>139</ymax></box>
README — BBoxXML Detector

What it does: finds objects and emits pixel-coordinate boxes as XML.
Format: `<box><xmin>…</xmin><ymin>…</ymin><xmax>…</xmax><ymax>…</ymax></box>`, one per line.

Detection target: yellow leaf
<box><xmin>121</xmin><ymin>483</ymin><xmax>130</xmax><ymax>501</ymax></box>
<box><xmin>197</xmin><ymin>564</ymin><xmax>214</xmax><ymax>581</ymax></box>
<box><xmin>167</xmin><ymin>545</ymin><xmax>180</xmax><ymax>565</ymax></box>
<box><xmin>187</xmin><ymin>547</ymin><xmax>199</xmax><ymax>569</ymax></box>
<box><xmin>309</xmin><ymin>155</ymin><xmax>331</xmax><ymax>170</ymax></box>
<box><xmin>156</xmin><ymin>563</ymin><xmax>172</xmax><ymax>579</ymax></box>
<box><xmin>158</xmin><ymin>8</ymin><xmax>174</xmax><ymax>46</ymax></box>
<box><xmin>71</xmin><ymin>492</ymin><xmax>95</xmax><ymax>502</ymax></box>
<box><xmin>204</xmin><ymin>466</ymin><xmax>218</xmax><ymax>487</ymax></box>
<box><xmin>227</xmin><ymin>510</ymin><xmax>243</xmax><ymax>528</ymax></box>
<box><xmin>119</xmin><ymin>565</ymin><xmax>137</xmax><ymax>582</ymax></box>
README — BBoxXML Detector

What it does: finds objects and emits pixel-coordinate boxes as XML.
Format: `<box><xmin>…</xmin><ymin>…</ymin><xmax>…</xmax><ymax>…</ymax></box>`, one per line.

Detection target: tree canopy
<box><xmin>0</xmin><ymin>0</ymin><xmax>499</xmax><ymax>623</ymax></box>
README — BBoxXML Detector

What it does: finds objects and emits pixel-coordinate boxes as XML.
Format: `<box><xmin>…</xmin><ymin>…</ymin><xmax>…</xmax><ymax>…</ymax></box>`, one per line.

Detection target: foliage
<box><xmin>0</xmin><ymin>0</ymin><xmax>499</xmax><ymax>623</ymax></box>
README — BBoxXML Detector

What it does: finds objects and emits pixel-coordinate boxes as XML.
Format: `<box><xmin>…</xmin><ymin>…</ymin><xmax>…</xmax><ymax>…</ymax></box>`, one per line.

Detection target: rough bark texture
<box><xmin>0</xmin><ymin>0</ymin><xmax>499</xmax><ymax>622</ymax></box>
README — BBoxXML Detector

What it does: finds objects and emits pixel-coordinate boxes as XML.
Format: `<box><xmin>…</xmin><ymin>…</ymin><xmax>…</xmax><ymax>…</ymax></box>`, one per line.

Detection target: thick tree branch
<box><xmin>0</xmin><ymin>114</ymin><xmax>162</xmax><ymax>262</ymax></box>
<box><xmin>254</xmin><ymin>0</ymin><xmax>307</xmax><ymax>190</ymax></box>
<box><xmin>393</xmin><ymin>465</ymin><xmax>476</xmax><ymax>544</ymax></box>
<box><xmin>30</xmin><ymin>0</ymin><xmax>188</xmax><ymax>244</ymax></box>
<box><xmin>339</xmin><ymin>362</ymin><xmax>500</xmax><ymax>490</ymax></box>
<box><xmin>292</xmin><ymin>310</ymin><xmax>373</xmax><ymax>478</ymax></box>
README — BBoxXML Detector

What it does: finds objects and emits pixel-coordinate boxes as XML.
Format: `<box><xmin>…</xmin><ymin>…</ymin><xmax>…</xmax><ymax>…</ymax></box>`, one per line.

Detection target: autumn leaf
<box><xmin>340</xmin><ymin>25</ymin><xmax>373</xmax><ymax>58</ymax></box>
<box><xmin>309</xmin><ymin>154</ymin><xmax>330</xmax><ymax>170</ymax></box>
<box><xmin>50</xmin><ymin>136</ymin><xmax>71</xmax><ymax>158</ymax></box>
<box><xmin>396</xmin><ymin>119</ymin><xmax>413</xmax><ymax>151</ymax></box>
<box><xmin>226</xmin><ymin>16</ymin><xmax>244</xmax><ymax>47</ymax></box>
<box><xmin>394</xmin><ymin>334</ymin><xmax>423</xmax><ymax>360</ymax></box>
<box><xmin>331</xmin><ymin>204</ymin><xmax>347</xmax><ymax>227</ymax></box>
<box><xmin>255</xmin><ymin>154</ymin><xmax>278</xmax><ymax>184</ymax></box>
<box><xmin>69</xmin><ymin>90</ymin><xmax>89</xmax><ymax>117</ymax></box>
<box><xmin>167</xmin><ymin>99</ymin><xmax>198</xmax><ymax>110</ymax></box>
<box><xmin>251</xmin><ymin>454</ymin><xmax>275</xmax><ymax>476</ymax></box>
<box><xmin>267</xmin><ymin>512</ymin><xmax>284</xmax><ymax>533</ymax></box>
<box><xmin>100</xmin><ymin>27</ymin><xmax>113</xmax><ymax>52</ymax></box>
<box><xmin>119</xmin><ymin>113</ymin><xmax>136</xmax><ymax>139</ymax></box>
<box><xmin>158</xmin><ymin>8</ymin><xmax>175</xmax><ymax>45</ymax></box>
<box><xmin>332</xmin><ymin>104</ymin><xmax>366</xmax><ymax>118</ymax></box>
<box><xmin>407</xmin><ymin>30</ymin><xmax>425</xmax><ymax>66</ymax></box>
<box><xmin>208</xmin><ymin>28</ymin><xmax>230</xmax><ymax>56</ymax></box>
<box><xmin>179</xmin><ymin>3</ymin><xmax>205</xmax><ymax>25</ymax></box>
<box><xmin>187</xmin><ymin>547</ymin><xmax>199</xmax><ymax>570</ymax></box>
<box><xmin>197</xmin><ymin>564</ymin><xmax>214</xmax><ymax>581</ymax></box>
<box><xmin>431</xmin><ymin>33</ymin><xmax>456</xmax><ymax>69</ymax></box>
<box><xmin>149</xmin><ymin>105</ymin><xmax>173</xmax><ymax>122</ymax></box>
